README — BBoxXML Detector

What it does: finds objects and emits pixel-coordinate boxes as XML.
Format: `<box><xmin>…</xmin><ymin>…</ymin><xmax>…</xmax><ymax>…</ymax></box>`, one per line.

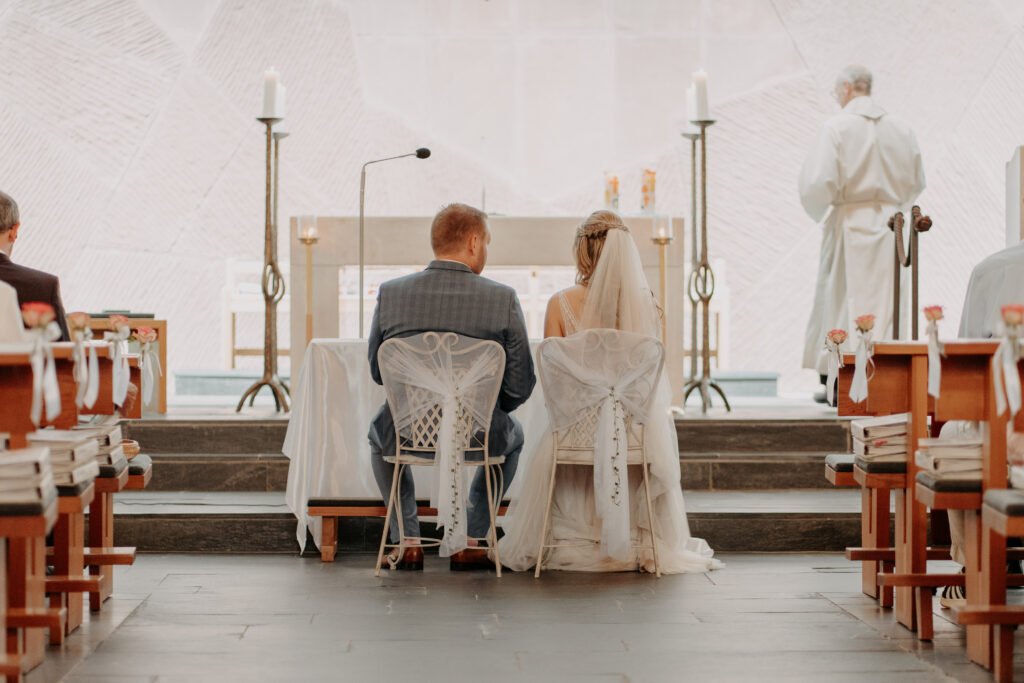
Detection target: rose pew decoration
<box><xmin>67</xmin><ymin>312</ymin><xmax>99</xmax><ymax>409</ymax></box>
<box><xmin>994</xmin><ymin>304</ymin><xmax>1024</xmax><ymax>417</ymax></box>
<box><xmin>133</xmin><ymin>326</ymin><xmax>161</xmax><ymax>408</ymax></box>
<box><xmin>923</xmin><ymin>305</ymin><xmax>945</xmax><ymax>399</ymax></box>
<box><xmin>849</xmin><ymin>314</ymin><xmax>875</xmax><ymax>404</ymax></box>
<box><xmin>21</xmin><ymin>302</ymin><xmax>62</xmax><ymax>426</ymax></box>
<box><xmin>103</xmin><ymin>314</ymin><xmax>132</xmax><ymax>407</ymax></box>
<box><xmin>824</xmin><ymin>328</ymin><xmax>848</xmax><ymax>407</ymax></box>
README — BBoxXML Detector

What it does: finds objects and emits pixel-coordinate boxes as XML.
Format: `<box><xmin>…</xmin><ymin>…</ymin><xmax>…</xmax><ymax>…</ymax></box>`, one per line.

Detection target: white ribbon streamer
<box><xmin>994</xmin><ymin>331</ymin><xmax>1022</xmax><ymax>417</ymax></box>
<box><xmin>825</xmin><ymin>341</ymin><xmax>844</xmax><ymax>408</ymax></box>
<box><xmin>28</xmin><ymin>322</ymin><xmax>62</xmax><ymax>426</ymax></box>
<box><xmin>927</xmin><ymin>320</ymin><xmax>943</xmax><ymax>399</ymax></box>
<box><xmin>71</xmin><ymin>329</ymin><xmax>100</xmax><ymax>409</ymax></box>
<box><xmin>104</xmin><ymin>327</ymin><xmax>131</xmax><ymax>407</ymax></box>
<box><xmin>849</xmin><ymin>330</ymin><xmax>873</xmax><ymax>404</ymax></box>
<box><xmin>593</xmin><ymin>388</ymin><xmax>631</xmax><ymax>561</ymax></box>
<box><xmin>429</xmin><ymin>395</ymin><xmax>468</xmax><ymax>557</ymax></box>
<box><xmin>139</xmin><ymin>340</ymin><xmax>162</xmax><ymax>407</ymax></box>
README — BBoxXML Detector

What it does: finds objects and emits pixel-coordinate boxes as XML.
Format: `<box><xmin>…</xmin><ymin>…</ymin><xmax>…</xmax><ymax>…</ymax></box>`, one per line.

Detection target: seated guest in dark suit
<box><xmin>368</xmin><ymin>203</ymin><xmax>536</xmax><ymax>570</ymax></box>
<box><xmin>0</xmin><ymin>191</ymin><xmax>69</xmax><ymax>341</ymax></box>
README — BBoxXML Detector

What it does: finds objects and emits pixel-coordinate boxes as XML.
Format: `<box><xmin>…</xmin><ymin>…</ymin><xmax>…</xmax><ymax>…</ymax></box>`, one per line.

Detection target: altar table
<box><xmin>282</xmin><ymin>339</ymin><xmax>548</xmax><ymax>550</ymax></box>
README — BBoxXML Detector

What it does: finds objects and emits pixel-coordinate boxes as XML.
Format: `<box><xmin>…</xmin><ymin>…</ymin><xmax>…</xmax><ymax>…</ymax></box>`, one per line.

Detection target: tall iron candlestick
<box><xmin>681</xmin><ymin>130</ymin><xmax>700</xmax><ymax>382</ymax></box>
<box><xmin>682</xmin><ymin>120</ymin><xmax>730</xmax><ymax>413</ymax></box>
<box><xmin>237</xmin><ymin>118</ymin><xmax>290</xmax><ymax>412</ymax></box>
<box><xmin>888</xmin><ymin>206</ymin><xmax>933</xmax><ymax>340</ymax></box>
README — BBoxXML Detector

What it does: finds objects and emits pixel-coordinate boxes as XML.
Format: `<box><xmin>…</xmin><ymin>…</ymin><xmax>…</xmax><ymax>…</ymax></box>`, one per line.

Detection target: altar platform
<box><xmin>106</xmin><ymin>401</ymin><xmax>862</xmax><ymax>555</ymax></box>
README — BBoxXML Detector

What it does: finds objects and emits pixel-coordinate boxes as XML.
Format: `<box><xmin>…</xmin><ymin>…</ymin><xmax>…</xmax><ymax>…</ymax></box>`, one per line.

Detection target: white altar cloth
<box><xmin>283</xmin><ymin>339</ymin><xmax>547</xmax><ymax>550</ymax></box>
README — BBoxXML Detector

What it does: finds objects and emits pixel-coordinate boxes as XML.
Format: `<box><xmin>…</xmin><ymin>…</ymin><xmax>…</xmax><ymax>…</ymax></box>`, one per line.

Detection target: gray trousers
<box><xmin>370</xmin><ymin>420</ymin><xmax>524</xmax><ymax>543</ymax></box>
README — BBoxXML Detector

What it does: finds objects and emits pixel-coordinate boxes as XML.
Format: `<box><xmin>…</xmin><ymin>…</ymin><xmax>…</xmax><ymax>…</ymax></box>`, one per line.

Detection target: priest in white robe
<box><xmin>800</xmin><ymin>65</ymin><xmax>926</xmax><ymax>391</ymax></box>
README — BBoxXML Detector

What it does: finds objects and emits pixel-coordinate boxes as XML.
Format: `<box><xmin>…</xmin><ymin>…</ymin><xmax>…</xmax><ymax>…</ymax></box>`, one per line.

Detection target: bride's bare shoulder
<box><xmin>553</xmin><ymin>284</ymin><xmax>587</xmax><ymax>305</ymax></box>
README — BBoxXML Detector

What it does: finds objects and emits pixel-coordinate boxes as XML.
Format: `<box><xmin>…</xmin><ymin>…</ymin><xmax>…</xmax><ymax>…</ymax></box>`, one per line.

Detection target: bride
<box><xmin>496</xmin><ymin>210</ymin><xmax>721</xmax><ymax>574</ymax></box>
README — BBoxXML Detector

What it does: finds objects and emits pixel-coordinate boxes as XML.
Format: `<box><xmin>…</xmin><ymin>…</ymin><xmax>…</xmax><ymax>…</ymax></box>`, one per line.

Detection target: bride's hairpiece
<box><xmin>577</xmin><ymin>219</ymin><xmax>629</xmax><ymax>239</ymax></box>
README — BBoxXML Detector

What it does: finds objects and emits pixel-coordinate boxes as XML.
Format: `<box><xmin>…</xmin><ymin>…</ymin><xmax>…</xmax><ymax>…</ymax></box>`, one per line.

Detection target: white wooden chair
<box><xmin>375</xmin><ymin>332</ymin><xmax>506</xmax><ymax>576</ymax></box>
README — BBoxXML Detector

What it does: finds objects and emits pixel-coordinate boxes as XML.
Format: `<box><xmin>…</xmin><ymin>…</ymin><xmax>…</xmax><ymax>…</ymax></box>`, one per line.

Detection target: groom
<box><xmin>367</xmin><ymin>203</ymin><xmax>536</xmax><ymax>570</ymax></box>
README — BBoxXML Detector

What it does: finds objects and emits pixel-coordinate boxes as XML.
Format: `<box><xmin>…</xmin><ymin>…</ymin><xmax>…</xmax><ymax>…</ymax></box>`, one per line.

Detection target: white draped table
<box><xmin>283</xmin><ymin>339</ymin><xmax>548</xmax><ymax>550</ymax></box>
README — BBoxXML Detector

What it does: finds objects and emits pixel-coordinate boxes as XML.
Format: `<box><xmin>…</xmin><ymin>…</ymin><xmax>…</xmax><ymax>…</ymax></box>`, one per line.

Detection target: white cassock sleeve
<box><xmin>799</xmin><ymin>125</ymin><xmax>841</xmax><ymax>223</ymax></box>
<box><xmin>908</xmin><ymin>128</ymin><xmax>926</xmax><ymax>202</ymax></box>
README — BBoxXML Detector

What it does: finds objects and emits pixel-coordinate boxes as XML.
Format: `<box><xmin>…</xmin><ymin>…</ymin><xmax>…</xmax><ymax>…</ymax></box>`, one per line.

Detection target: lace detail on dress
<box><xmin>557</xmin><ymin>291</ymin><xmax>581</xmax><ymax>335</ymax></box>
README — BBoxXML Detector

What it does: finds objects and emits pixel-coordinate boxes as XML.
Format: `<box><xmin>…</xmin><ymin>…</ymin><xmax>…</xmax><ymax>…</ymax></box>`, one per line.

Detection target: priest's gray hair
<box><xmin>0</xmin><ymin>192</ymin><xmax>18</xmax><ymax>233</ymax></box>
<box><xmin>837</xmin><ymin>64</ymin><xmax>872</xmax><ymax>94</ymax></box>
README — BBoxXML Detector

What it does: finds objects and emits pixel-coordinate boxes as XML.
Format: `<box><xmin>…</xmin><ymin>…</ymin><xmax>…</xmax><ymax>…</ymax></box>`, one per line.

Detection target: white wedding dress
<box><xmin>496</xmin><ymin>229</ymin><xmax>721</xmax><ymax>574</ymax></box>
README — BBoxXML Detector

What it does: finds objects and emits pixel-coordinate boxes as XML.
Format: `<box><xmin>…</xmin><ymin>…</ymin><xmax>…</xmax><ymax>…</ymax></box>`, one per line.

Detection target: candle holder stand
<box><xmin>237</xmin><ymin>118</ymin><xmax>291</xmax><ymax>412</ymax></box>
<box><xmin>682</xmin><ymin>120</ymin><xmax>730</xmax><ymax>413</ymax></box>
<box><xmin>651</xmin><ymin>232</ymin><xmax>673</xmax><ymax>344</ymax></box>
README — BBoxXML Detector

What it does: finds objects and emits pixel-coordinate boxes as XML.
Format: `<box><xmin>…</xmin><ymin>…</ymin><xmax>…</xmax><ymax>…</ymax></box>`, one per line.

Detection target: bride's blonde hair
<box><xmin>573</xmin><ymin>210</ymin><xmax>628</xmax><ymax>285</ymax></box>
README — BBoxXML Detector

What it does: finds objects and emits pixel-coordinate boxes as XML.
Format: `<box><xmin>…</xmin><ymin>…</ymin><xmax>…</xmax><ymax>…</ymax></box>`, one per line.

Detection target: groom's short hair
<box><xmin>431</xmin><ymin>203</ymin><xmax>487</xmax><ymax>253</ymax></box>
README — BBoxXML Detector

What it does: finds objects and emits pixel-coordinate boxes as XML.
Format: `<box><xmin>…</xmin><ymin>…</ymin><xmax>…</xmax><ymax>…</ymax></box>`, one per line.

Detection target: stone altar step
<box><xmin>126</xmin><ymin>415</ymin><xmax>849</xmax><ymax>456</ymax></box>
<box><xmin>110</xmin><ymin>490</ymin><xmax>868</xmax><ymax>554</ymax></box>
<box><xmin>145</xmin><ymin>450</ymin><xmax>843</xmax><ymax>492</ymax></box>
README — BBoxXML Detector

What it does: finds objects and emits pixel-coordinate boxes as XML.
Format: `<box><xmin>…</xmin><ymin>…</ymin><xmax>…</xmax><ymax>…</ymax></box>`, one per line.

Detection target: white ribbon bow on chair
<box><xmin>994</xmin><ymin>332</ymin><xmax>1022</xmax><ymax>417</ymax></box>
<box><xmin>29</xmin><ymin>321</ymin><xmax>62</xmax><ymax>426</ymax></box>
<box><xmin>431</xmin><ymin>393</ymin><xmax>468</xmax><ymax>557</ymax></box>
<box><xmin>104</xmin><ymin>327</ymin><xmax>131</xmax><ymax>407</ymax></box>
<box><xmin>849</xmin><ymin>330</ymin><xmax>873</xmax><ymax>404</ymax></box>
<box><xmin>139</xmin><ymin>340</ymin><xmax>162</xmax><ymax>407</ymax></box>
<box><xmin>72</xmin><ymin>329</ymin><xmax>100</xmax><ymax>409</ymax></box>
<box><xmin>593</xmin><ymin>387</ymin><xmax>631</xmax><ymax>561</ymax></box>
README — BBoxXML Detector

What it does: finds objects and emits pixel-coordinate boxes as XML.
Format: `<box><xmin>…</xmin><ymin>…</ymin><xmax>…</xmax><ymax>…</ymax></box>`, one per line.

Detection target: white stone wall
<box><xmin>0</xmin><ymin>0</ymin><xmax>1018</xmax><ymax>394</ymax></box>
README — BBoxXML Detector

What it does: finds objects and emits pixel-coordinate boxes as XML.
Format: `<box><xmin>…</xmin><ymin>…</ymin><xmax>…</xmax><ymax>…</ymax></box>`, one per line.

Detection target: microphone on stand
<box><xmin>358</xmin><ymin>148</ymin><xmax>431</xmax><ymax>338</ymax></box>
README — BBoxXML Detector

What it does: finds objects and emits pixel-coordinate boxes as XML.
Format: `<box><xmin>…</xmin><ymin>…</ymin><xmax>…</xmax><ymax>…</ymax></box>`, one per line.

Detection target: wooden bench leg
<box><xmin>914</xmin><ymin>587</ymin><xmax>934</xmax><ymax>641</ymax></box>
<box><xmin>50</xmin><ymin>511</ymin><xmax>85</xmax><ymax>635</ymax></box>
<box><xmin>968</xmin><ymin>509</ymin><xmax>998</xmax><ymax>668</ymax></box>
<box><xmin>88</xmin><ymin>492</ymin><xmax>115</xmax><ymax>611</ymax></box>
<box><xmin>861</xmin><ymin>487</ymin><xmax>890</xmax><ymax>601</ymax></box>
<box><xmin>6</xmin><ymin>538</ymin><xmax>46</xmax><ymax>671</ymax></box>
<box><xmin>880</xmin><ymin>560</ymin><xmax>895</xmax><ymax>608</ymax></box>
<box><xmin>993</xmin><ymin>624</ymin><xmax>1014</xmax><ymax>683</ymax></box>
<box><xmin>320</xmin><ymin>517</ymin><xmax>337</xmax><ymax>563</ymax></box>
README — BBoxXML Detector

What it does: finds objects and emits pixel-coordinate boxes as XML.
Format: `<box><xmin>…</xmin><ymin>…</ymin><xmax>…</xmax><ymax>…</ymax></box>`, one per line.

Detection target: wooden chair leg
<box><xmin>914</xmin><ymin>587</ymin><xmax>934</xmax><ymax>641</ymax></box>
<box><xmin>88</xmin><ymin>492</ymin><xmax>115</xmax><ymax>611</ymax></box>
<box><xmin>993</xmin><ymin>624</ymin><xmax>1015</xmax><ymax>683</ymax></box>
<box><xmin>375</xmin><ymin>461</ymin><xmax>401</xmax><ymax>577</ymax></box>
<box><xmin>320</xmin><ymin>517</ymin><xmax>337</xmax><ymax>563</ymax></box>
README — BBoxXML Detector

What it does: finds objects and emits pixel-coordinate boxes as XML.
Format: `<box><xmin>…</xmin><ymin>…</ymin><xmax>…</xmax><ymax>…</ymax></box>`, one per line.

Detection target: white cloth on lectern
<box><xmin>958</xmin><ymin>242</ymin><xmax>1024</xmax><ymax>338</ymax></box>
<box><xmin>800</xmin><ymin>96</ymin><xmax>925</xmax><ymax>373</ymax></box>
<box><xmin>0</xmin><ymin>282</ymin><xmax>25</xmax><ymax>342</ymax></box>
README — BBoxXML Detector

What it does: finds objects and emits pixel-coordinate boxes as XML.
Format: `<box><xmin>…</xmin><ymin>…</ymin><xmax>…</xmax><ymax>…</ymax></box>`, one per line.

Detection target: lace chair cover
<box><xmin>538</xmin><ymin>328</ymin><xmax>664</xmax><ymax>561</ymax></box>
<box><xmin>378</xmin><ymin>332</ymin><xmax>506</xmax><ymax>556</ymax></box>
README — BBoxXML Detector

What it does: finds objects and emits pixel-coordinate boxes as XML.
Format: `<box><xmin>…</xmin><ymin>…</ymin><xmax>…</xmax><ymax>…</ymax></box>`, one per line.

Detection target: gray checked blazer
<box><xmin>367</xmin><ymin>260</ymin><xmax>536</xmax><ymax>456</ymax></box>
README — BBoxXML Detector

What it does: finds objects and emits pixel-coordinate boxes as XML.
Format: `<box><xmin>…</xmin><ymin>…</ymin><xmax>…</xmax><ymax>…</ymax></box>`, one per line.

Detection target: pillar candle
<box><xmin>692</xmin><ymin>69</ymin><xmax>710</xmax><ymax>120</ymax></box>
<box><xmin>686</xmin><ymin>85</ymin><xmax>698</xmax><ymax>122</ymax></box>
<box><xmin>262</xmin><ymin>67</ymin><xmax>282</xmax><ymax>118</ymax></box>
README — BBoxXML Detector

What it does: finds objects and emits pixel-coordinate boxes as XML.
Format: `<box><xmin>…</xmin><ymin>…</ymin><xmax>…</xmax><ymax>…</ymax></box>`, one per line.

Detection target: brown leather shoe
<box><xmin>449</xmin><ymin>548</ymin><xmax>493</xmax><ymax>571</ymax></box>
<box><xmin>379</xmin><ymin>546</ymin><xmax>424</xmax><ymax>571</ymax></box>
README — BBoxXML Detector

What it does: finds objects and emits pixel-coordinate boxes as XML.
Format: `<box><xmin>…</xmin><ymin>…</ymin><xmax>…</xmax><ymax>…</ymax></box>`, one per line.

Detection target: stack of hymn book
<box><xmin>26</xmin><ymin>430</ymin><xmax>101</xmax><ymax>488</ymax></box>
<box><xmin>72</xmin><ymin>419</ymin><xmax>127</xmax><ymax>473</ymax></box>
<box><xmin>915</xmin><ymin>438</ymin><xmax>983</xmax><ymax>482</ymax></box>
<box><xmin>0</xmin><ymin>447</ymin><xmax>57</xmax><ymax>510</ymax></box>
<box><xmin>851</xmin><ymin>414</ymin><xmax>909</xmax><ymax>463</ymax></box>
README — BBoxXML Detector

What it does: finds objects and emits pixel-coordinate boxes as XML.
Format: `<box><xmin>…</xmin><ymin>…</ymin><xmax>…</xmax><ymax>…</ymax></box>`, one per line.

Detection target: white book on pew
<box><xmin>850</xmin><ymin>414</ymin><xmax>909</xmax><ymax>441</ymax></box>
<box><xmin>853</xmin><ymin>436</ymin><xmax>907</xmax><ymax>458</ymax></box>
<box><xmin>0</xmin><ymin>447</ymin><xmax>52</xmax><ymax>479</ymax></box>
<box><xmin>53</xmin><ymin>460</ymin><xmax>100</xmax><ymax>486</ymax></box>
<box><xmin>0</xmin><ymin>472</ymin><xmax>57</xmax><ymax>500</ymax></box>
<box><xmin>917</xmin><ymin>438</ymin><xmax>983</xmax><ymax>460</ymax></box>
<box><xmin>914</xmin><ymin>450</ymin><xmax>983</xmax><ymax>474</ymax></box>
<box><xmin>72</xmin><ymin>423</ymin><xmax>124</xmax><ymax>448</ymax></box>
<box><xmin>97</xmin><ymin>444</ymin><xmax>127</xmax><ymax>467</ymax></box>
<box><xmin>26</xmin><ymin>430</ymin><xmax>99</xmax><ymax>465</ymax></box>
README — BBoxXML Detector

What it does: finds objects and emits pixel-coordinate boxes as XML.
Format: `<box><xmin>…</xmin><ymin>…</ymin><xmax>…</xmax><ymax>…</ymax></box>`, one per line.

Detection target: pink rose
<box><xmin>108</xmin><ymin>314</ymin><xmax>130</xmax><ymax>332</ymax></box>
<box><xmin>134</xmin><ymin>327</ymin><xmax>157</xmax><ymax>344</ymax></box>
<box><xmin>21</xmin><ymin>302</ymin><xmax>55</xmax><ymax>329</ymax></box>
<box><xmin>923</xmin><ymin>306</ymin><xmax>943</xmax><ymax>323</ymax></box>
<box><xmin>67</xmin><ymin>311</ymin><xmax>91</xmax><ymax>332</ymax></box>
<box><xmin>855</xmin><ymin>314</ymin><xmax>876</xmax><ymax>333</ymax></box>
<box><xmin>826</xmin><ymin>329</ymin><xmax>848</xmax><ymax>345</ymax></box>
<box><xmin>1002</xmin><ymin>304</ymin><xmax>1024</xmax><ymax>327</ymax></box>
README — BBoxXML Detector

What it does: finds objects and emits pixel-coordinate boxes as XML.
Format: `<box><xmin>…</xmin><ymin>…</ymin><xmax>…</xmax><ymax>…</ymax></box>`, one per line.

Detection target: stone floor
<box><xmin>37</xmin><ymin>553</ymin><xmax>1017</xmax><ymax>683</ymax></box>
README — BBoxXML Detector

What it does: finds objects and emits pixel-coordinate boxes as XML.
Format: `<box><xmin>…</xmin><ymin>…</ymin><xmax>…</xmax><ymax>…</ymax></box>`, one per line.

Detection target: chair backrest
<box><xmin>538</xmin><ymin>329</ymin><xmax>664</xmax><ymax>450</ymax></box>
<box><xmin>378</xmin><ymin>332</ymin><xmax>506</xmax><ymax>454</ymax></box>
